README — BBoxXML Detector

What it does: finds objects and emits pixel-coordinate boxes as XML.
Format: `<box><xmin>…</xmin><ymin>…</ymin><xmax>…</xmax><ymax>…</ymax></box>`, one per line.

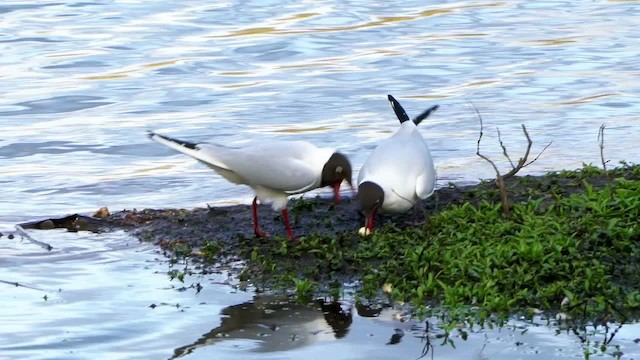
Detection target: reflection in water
<box><xmin>385</xmin><ymin>328</ymin><xmax>405</xmax><ymax>345</ymax></box>
<box><xmin>172</xmin><ymin>295</ymin><xmax>353</xmax><ymax>358</ymax></box>
<box><xmin>355</xmin><ymin>302</ymin><xmax>384</xmax><ymax>318</ymax></box>
<box><xmin>320</xmin><ymin>299</ymin><xmax>353</xmax><ymax>339</ymax></box>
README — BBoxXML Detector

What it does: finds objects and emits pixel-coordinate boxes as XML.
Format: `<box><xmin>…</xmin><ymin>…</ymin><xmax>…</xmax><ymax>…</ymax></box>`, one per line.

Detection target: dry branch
<box><xmin>497</xmin><ymin>128</ymin><xmax>516</xmax><ymax>169</ymax></box>
<box><xmin>0</xmin><ymin>279</ymin><xmax>45</xmax><ymax>291</ymax></box>
<box><xmin>525</xmin><ymin>141</ymin><xmax>553</xmax><ymax>167</ymax></box>
<box><xmin>473</xmin><ymin>102</ymin><xmax>511</xmax><ymax>216</ymax></box>
<box><xmin>15</xmin><ymin>225</ymin><xmax>53</xmax><ymax>251</ymax></box>
<box><xmin>598</xmin><ymin>125</ymin><xmax>610</xmax><ymax>177</ymax></box>
<box><xmin>598</xmin><ymin>124</ymin><xmax>613</xmax><ymax>192</ymax></box>
<box><xmin>469</xmin><ymin>100</ymin><xmax>552</xmax><ymax>217</ymax></box>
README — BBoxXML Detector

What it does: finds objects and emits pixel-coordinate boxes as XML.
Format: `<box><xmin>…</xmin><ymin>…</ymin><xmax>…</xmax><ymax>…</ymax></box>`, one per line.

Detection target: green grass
<box><xmin>375</xmin><ymin>178</ymin><xmax>640</xmax><ymax>321</ymax></box>
<box><xmin>240</xmin><ymin>163</ymin><xmax>640</xmax><ymax>325</ymax></box>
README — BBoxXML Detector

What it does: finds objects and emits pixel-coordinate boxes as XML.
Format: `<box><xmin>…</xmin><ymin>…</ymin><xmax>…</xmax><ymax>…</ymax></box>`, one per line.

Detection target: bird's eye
<box><xmin>336</xmin><ymin>166</ymin><xmax>343</xmax><ymax>174</ymax></box>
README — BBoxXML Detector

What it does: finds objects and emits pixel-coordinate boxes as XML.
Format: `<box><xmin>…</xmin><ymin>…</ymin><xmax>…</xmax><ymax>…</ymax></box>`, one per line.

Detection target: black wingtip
<box><xmin>412</xmin><ymin>105</ymin><xmax>439</xmax><ymax>126</ymax></box>
<box><xmin>387</xmin><ymin>94</ymin><xmax>410</xmax><ymax>124</ymax></box>
<box><xmin>148</xmin><ymin>131</ymin><xmax>199</xmax><ymax>150</ymax></box>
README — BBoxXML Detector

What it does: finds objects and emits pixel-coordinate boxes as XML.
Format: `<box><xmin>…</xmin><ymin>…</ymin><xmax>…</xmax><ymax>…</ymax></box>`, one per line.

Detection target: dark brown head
<box><xmin>357</xmin><ymin>181</ymin><xmax>384</xmax><ymax>230</ymax></box>
<box><xmin>320</xmin><ymin>152</ymin><xmax>353</xmax><ymax>203</ymax></box>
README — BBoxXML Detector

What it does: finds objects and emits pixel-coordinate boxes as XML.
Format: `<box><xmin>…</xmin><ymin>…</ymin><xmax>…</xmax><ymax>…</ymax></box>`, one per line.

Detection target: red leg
<box><xmin>281</xmin><ymin>209</ymin><xmax>295</xmax><ymax>241</ymax></box>
<box><xmin>252</xmin><ymin>197</ymin><xmax>265</xmax><ymax>238</ymax></box>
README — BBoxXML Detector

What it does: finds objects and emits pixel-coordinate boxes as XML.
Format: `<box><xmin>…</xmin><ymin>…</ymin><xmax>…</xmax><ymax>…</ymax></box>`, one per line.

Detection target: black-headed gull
<box><xmin>149</xmin><ymin>132</ymin><xmax>353</xmax><ymax>240</ymax></box>
<box><xmin>357</xmin><ymin>95</ymin><xmax>438</xmax><ymax>233</ymax></box>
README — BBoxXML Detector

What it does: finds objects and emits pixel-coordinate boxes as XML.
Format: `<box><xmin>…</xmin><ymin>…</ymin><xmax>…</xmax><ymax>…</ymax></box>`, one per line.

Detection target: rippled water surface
<box><xmin>2</xmin><ymin>0</ymin><xmax>640</xmax><ymax>359</ymax></box>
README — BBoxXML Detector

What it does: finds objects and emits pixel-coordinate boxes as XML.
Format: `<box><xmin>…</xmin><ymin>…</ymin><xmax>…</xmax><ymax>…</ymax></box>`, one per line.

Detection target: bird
<box><xmin>148</xmin><ymin>132</ymin><xmax>353</xmax><ymax>240</ymax></box>
<box><xmin>357</xmin><ymin>95</ymin><xmax>438</xmax><ymax>233</ymax></box>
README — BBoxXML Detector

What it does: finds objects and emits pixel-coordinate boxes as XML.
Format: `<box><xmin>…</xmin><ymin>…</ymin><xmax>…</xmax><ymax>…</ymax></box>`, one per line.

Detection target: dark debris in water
<box><xmin>19</xmin><ymin>213</ymin><xmax>103</xmax><ymax>232</ymax></box>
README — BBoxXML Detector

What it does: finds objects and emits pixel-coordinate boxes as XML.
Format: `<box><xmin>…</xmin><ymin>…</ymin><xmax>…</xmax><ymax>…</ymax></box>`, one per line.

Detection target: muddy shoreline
<box><xmin>19</xmin><ymin>178</ymin><xmax>489</xmax><ymax>250</ymax></box>
<box><xmin>19</xmin><ymin>168</ymin><xmax>612</xmax><ymax>279</ymax></box>
<box><xmin>15</xmin><ymin>162</ymin><xmax>640</xmax><ymax>329</ymax></box>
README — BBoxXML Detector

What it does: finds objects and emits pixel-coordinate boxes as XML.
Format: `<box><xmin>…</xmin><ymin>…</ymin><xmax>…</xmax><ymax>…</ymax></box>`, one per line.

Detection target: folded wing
<box><xmin>204</xmin><ymin>142</ymin><xmax>320</xmax><ymax>194</ymax></box>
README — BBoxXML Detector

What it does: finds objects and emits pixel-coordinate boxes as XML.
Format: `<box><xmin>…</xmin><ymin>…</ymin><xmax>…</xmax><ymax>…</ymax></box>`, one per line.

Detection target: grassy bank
<box><xmin>26</xmin><ymin>162</ymin><xmax>639</xmax><ymax>329</ymax></box>
<box><xmin>222</xmin><ymin>162</ymin><xmax>640</xmax><ymax>325</ymax></box>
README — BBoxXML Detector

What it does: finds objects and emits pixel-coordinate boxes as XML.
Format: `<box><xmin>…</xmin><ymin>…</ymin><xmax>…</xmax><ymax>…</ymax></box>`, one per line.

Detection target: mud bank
<box><xmin>18</xmin><ymin>164</ymin><xmax>640</xmax><ymax>324</ymax></box>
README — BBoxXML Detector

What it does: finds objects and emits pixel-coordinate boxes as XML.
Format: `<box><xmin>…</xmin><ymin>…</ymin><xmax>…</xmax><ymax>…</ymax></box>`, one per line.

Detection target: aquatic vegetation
<box><xmin>200</xmin><ymin>240</ymin><xmax>222</xmax><ymax>263</ymax></box>
<box><xmin>291</xmin><ymin>277</ymin><xmax>316</xmax><ymax>303</ymax></box>
<box><xmin>162</xmin><ymin>240</ymin><xmax>192</xmax><ymax>283</ymax></box>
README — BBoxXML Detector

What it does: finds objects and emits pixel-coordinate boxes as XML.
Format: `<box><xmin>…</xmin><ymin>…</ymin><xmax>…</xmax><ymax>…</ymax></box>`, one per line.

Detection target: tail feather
<box><xmin>148</xmin><ymin>131</ymin><xmax>229</xmax><ymax>170</ymax></box>
<box><xmin>388</xmin><ymin>95</ymin><xmax>410</xmax><ymax>124</ymax></box>
<box><xmin>387</xmin><ymin>94</ymin><xmax>439</xmax><ymax>126</ymax></box>
<box><xmin>412</xmin><ymin>105</ymin><xmax>439</xmax><ymax>126</ymax></box>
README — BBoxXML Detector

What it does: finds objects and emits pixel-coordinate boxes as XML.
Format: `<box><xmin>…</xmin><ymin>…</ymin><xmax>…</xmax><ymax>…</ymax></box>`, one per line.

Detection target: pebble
<box><xmin>92</xmin><ymin>207</ymin><xmax>110</xmax><ymax>218</ymax></box>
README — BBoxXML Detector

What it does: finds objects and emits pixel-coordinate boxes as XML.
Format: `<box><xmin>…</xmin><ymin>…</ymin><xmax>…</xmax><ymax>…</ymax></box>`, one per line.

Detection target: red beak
<box><xmin>333</xmin><ymin>181</ymin><xmax>341</xmax><ymax>203</ymax></box>
<box><xmin>365</xmin><ymin>209</ymin><xmax>376</xmax><ymax>231</ymax></box>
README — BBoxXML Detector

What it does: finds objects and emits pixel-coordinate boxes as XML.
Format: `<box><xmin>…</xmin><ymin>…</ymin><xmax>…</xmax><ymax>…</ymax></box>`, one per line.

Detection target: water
<box><xmin>1</xmin><ymin>0</ymin><xmax>640</xmax><ymax>358</ymax></box>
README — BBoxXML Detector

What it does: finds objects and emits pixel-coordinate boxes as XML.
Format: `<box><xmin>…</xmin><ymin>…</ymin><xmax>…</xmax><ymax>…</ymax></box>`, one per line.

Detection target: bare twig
<box><xmin>470</xmin><ymin>100</ymin><xmax>551</xmax><ymax>217</ymax></box>
<box><xmin>473</xmin><ymin>103</ymin><xmax>503</xmax><ymax>179</ymax></box>
<box><xmin>497</xmin><ymin>127</ymin><xmax>516</xmax><ymax>169</ymax></box>
<box><xmin>598</xmin><ymin>124</ymin><xmax>606</xmax><ymax>171</ymax></box>
<box><xmin>598</xmin><ymin>124</ymin><xmax>610</xmax><ymax>177</ymax></box>
<box><xmin>503</xmin><ymin>124</ymin><xmax>533</xmax><ymax>180</ymax></box>
<box><xmin>473</xmin><ymin>100</ymin><xmax>485</xmax><ymax>154</ymax></box>
<box><xmin>525</xmin><ymin>141</ymin><xmax>553</xmax><ymax>167</ymax></box>
<box><xmin>15</xmin><ymin>225</ymin><xmax>53</xmax><ymax>251</ymax></box>
<box><xmin>598</xmin><ymin>124</ymin><xmax>614</xmax><ymax>199</ymax></box>
<box><xmin>471</xmin><ymin>100</ymin><xmax>511</xmax><ymax>217</ymax></box>
<box><xmin>0</xmin><ymin>279</ymin><xmax>45</xmax><ymax>291</ymax></box>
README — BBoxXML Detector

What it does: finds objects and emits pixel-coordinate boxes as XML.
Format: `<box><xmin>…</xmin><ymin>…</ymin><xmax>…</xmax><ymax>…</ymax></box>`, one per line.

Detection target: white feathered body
<box><xmin>357</xmin><ymin>121</ymin><xmax>436</xmax><ymax>213</ymax></box>
<box><xmin>151</xmin><ymin>135</ymin><xmax>335</xmax><ymax>211</ymax></box>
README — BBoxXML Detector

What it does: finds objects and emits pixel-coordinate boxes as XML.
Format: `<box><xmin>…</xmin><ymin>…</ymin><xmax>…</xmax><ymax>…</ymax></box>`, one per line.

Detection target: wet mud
<box><xmin>17</xmin><ymin>170</ymin><xmax>616</xmax><ymax>280</ymax></box>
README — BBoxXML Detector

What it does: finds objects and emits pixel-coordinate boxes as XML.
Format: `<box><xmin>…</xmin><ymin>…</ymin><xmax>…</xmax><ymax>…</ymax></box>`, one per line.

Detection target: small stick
<box><xmin>0</xmin><ymin>279</ymin><xmax>45</xmax><ymax>291</ymax></box>
<box><xmin>470</xmin><ymin>100</ymin><xmax>551</xmax><ymax>217</ymax></box>
<box><xmin>15</xmin><ymin>225</ymin><xmax>53</xmax><ymax>251</ymax></box>
<box><xmin>471</xmin><ymin>100</ymin><xmax>511</xmax><ymax>217</ymax></box>
<box><xmin>503</xmin><ymin>124</ymin><xmax>533</xmax><ymax>180</ymax></box>
<box><xmin>598</xmin><ymin>124</ymin><xmax>610</xmax><ymax>180</ymax></box>
<box><xmin>525</xmin><ymin>141</ymin><xmax>552</xmax><ymax>167</ymax></box>
<box><xmin>497</xmin><ymin>127</ymin><xmax>516</xmax><ymax>169</ymax></box>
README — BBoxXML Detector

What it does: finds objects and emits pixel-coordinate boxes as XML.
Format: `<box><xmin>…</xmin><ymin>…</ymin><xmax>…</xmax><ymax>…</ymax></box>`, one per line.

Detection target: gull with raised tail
<box><xmin>149</xmin><ymin>132</ymin><xmax>353</xmax><ymax>240</ymax></box>
<box><xmin>357</xmin><ymin>95</ymin><xmax>438</xmax><ymax>234</ymax></box>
